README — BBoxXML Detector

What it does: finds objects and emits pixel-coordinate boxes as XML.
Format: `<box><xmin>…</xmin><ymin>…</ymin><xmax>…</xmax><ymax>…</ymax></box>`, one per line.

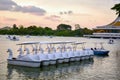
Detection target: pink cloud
<box><xmin>0</xmin><ymin>0</ymin><xmax>46</xmax><ymax>16</ymax></box>
<box><xmin>45</xmin><ymin>15</ymin><xmax>61</xmax><ymax>22</ymax></box>
<box><xmin>4</xmin><ymin>17</ymin><xmax>17</xmax><ymax>21</ymax></box>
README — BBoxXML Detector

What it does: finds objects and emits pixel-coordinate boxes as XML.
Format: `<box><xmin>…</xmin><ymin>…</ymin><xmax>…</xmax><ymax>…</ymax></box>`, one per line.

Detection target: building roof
<box><xmin>94</xmin><ymin>15</ymin><xmax>120</xmax><ymax>30</ymax></box>
<box><xmin>109</xmin><ymin>15</ymin><xmax>120</xmax><ymax>27</ymax></box>
<box><xmin>112</xmin><ymin>21</ymin><xmax>120</xmax><ymax>26</ymax></box>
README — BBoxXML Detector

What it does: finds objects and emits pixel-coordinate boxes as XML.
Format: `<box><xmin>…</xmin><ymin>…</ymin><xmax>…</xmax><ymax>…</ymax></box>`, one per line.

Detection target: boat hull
<box><xmin>75</xmin><ymin>57</ymin><xmax>81</xmax><ymax>61</ymax></box>
<box><xmin>85</xmin><ymin>56</ymin><xmax>90</xmax><ymax>59</ymax></box>
<box><xmin>41</xmin><ymin>60</ymin><xmax>50</xmax><ymax>66</ymax></box>
<box><xmin>93</xmin><ymin>50</ymin><xmax>109</xmax><ymax>55</ymax></box>
<box><xmin>63</xmin><ymin>58</ymin><xmax>69</xmax><ymax>63</ymax></box>
<box><xmin>57</xmin><ymin>59</ymin><xmax>64</xmax><ymax>63</ymax></box>
<box><xmin>81</xmin><ymin>56</ymin><xmax>86</xmax><ymax>60</ymax></box>
<box><xmin>90</xmin><ymin>55</ymin><xmax>94</xmax><ymax>59</ymax></box>
<box><xmin>69</xmin><ymin>57</ymin><xmax>76</xmax><ymax>62</ymax></box>
<box><xmin>49</xmin><ymin>60</ymin><xmax>56</xmax><ymax>65</ymax></box>
<box><xmin>7</xmin><ymin>59</ymin><xmax>40</xmax><ymax>67</ymax></box>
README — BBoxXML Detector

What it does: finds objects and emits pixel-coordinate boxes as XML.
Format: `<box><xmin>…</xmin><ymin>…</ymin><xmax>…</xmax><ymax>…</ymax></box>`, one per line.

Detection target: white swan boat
<box><xmin>73</xmin><ymin>42</ymin><xmax>94</xmax><ymax>60</ymax></box>
<box><xmin>7</xmin><ymin>41</ymin><xmax>94</xmax><ymax>67</ymax></box>
<box><xmin>6</xmin><ymin>35</ymin><xmax>19</xmax><ymax>41</ymax></box>
<box><xmin>7</xmin><ymin>42</ymin><xmax>40</xmax><ymax>67</ymax></box>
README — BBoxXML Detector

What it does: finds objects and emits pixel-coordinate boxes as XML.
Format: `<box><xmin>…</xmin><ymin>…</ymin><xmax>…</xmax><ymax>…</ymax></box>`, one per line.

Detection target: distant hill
<box><xmin>0</xmin><ymin>26</ymin><xmax>11</xmax><ymax>30</ymax></box>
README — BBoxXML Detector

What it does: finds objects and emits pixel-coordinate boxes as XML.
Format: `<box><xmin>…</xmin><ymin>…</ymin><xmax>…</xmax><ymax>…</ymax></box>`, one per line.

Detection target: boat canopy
<box><xmin>73</xmin><ymin>42</ymin><xmax>86</xmax><ymax>45</ymax></box>
<box><xmin>17</xmin><ymin>41</ymin><xmax>75</xmax><ymax>45</ymax></box>
<box><xmin>17</xmin><ymin>41</ymin><xmax>39</xmax><ymax>45</ymax></box>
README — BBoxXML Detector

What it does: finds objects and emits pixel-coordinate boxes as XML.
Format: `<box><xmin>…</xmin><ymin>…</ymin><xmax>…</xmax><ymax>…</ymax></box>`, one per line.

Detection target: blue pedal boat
<box><xmin>92</xmin><ymin>42</ymin><xmax>109</xmax><ymax>56</ymax></box>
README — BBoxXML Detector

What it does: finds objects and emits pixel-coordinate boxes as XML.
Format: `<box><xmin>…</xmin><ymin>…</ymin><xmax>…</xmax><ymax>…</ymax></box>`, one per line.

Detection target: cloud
<box><xmin>4</xmin><ymin>17</ymin><xmax>17</xmax><ymax>21</ymax></box>
<box><xmin>60</xmin><ymin>10</ymin><xmax>73</xmax><ymax>15</ymax></box>
<box><xmin>50</xmin><ymin>15</ymin><xmax>61</xmax><ymax>18</ymax></box>
<box><xmin>59</xmin><ymin>10</ymin><xmax>91</xmax><ymax>17</ymax></box>
<box><xmin>14</xmin><ymin>6</ymin><xmax>46</xmax><ymax>15</ymax></box>
<box><xmin>0</xmin><ymin>0</ymin><xmax>46</xmax><ymax>16</ymax></box>
<box><xmin>45</xmin><ymin>15</ymin><xmax>61</xmax><ymax>22</ymax></box>
<box><xmin>76</xmin><ymin>13</ymin><xmax>92</xmax><ymax>16</ymax></box>
<box><xmin>0</xmin><ymin>0</ymin><xmax>17</xmax><ymax>10</ymax></box>
<box><xmin>64</xmin><ymin>20</ymin><xmax>71</xmax><ymax>23</ymax></box>
<box><xmin>114</xmin><ymin>0</ymin><xmax>120</xmax><ymax>2</ymax></box>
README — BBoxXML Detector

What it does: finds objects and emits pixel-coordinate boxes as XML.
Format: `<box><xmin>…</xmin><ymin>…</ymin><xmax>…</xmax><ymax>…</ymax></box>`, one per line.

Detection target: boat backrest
<box><xmin>39</xmin><ymin>47</ymin><xmax>44</xmax><ymax>53</ymax></box>
<box><xmin>47</xmin><ymin>53</ymin><xmax>56</xmax><ymax>60</ymax></box>
<box><xmin>54</xmin><ymin>53</ymin><xmax>63</xmax><ymax>59</ymax></box>
<box><xmin>88</xmin><ymin>50</ymin><xmax>94</xmax><ymax>55</ymax></box>
<box><xmin>74</xmin><ymin>51</ymin><xmax>80</xmax><ymax>56</ymax></box>
<box><xmin>32</xmin><ymin>54</ymin><xmax>40</xmax><ymax>60</ymax></box>
<box><xmin>24</xmin><ymin>48</ymin><xmax>30</xmax><ymax>54</ymax></box>
<box><xmin>52</xmin><ymin>47</ymin><xmax>56</xmax><ymax>53</ymax></box>
<box><xmin>67</xmin><ymin>51</ymin><xmax>74</xmax><ymax>57</ymax></box>
<box><xmin>38</xmin><ymin>54</ymin><xmax>49</xmax><ymax>61</ymax></box>
<box><xmin>17</xmin><ymin>48</ymin><xmax>24</xmax><ymax>58</ymax></box>
<box><xmin>83</xmin><ymin>50</ymin><xmax>89</xmax><ymax>56</ymax></box>
<box><xmin>79</xmin><ymin>50</ymin><xmax>84</xmax><ymax>56</ymax></box>
<box><xmin>62</xmin><ymin>52</ymin><xmax>69</xmax><ymax>58</ymax></box>
<box><xmin>7</xmin><ymin>48</ymin><xmax>13</xmax><ymax>59</ymax></box>
<box><xmin>18</xmin><ymin>48</ymin><xmax>23</xmax><ymax>55</ymax></box>
<box><xmin>33</xmin><ymin>47</ymin><xmax>38</xmax><ymax>54</ymax></box>
<box><xmin>57</xmin><ymin>46</ymin><xmax>62</xmax><ymax>53</ymax></box>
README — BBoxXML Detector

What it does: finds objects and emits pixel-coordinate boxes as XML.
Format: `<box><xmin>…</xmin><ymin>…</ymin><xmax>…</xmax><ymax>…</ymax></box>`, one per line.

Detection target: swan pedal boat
<box><xmin>7</xmin><ymin>41</ymin><xmax>94</xmax><ymax>67</ymax></box>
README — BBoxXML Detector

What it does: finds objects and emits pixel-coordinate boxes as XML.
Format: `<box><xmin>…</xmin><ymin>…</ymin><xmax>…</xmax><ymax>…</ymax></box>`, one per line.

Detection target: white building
<box><xmin>84</xmin><ymin>15</ymin><xmax>120</xmax><ymax>39</ymax></box>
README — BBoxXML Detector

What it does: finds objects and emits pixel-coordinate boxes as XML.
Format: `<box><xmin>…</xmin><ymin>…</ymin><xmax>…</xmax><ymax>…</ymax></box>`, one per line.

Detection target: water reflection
<box><xmin>7</xmin><ymin>59</ymin><xmax>94</xmax><ymax>80</ymax></box>
<box><xmin>2</xmin><ymin>37</ymin><xmax>120</xmax><ymax>80</ymax></box>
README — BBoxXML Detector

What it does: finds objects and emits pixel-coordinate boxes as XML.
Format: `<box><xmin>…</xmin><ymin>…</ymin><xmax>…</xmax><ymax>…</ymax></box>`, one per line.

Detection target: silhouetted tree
<box><xmin>111</xmin><ymin>3</ymin><xmax>120</xmax><ymax>16</ymax></box>
<box><xmin>57</xmin><ymin>24</ymin><xmax>72</xmax><ymax>30</ymax></box>
<box><xmin>13</xmin><ymin>24</ymin><xmax>18</xmax><ymax>29</ymax></box>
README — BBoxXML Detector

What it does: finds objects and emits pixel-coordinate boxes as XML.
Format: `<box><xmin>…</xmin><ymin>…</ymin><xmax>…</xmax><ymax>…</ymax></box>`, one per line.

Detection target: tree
<box><xmin>111</xmin><ymin>3</ymin><xmax>120</xmax><ymax>16</ymax></box>
<box><xmin>75</xmin><ymin>24</ymin><xmax>81</xmax><ymax>30</ymax></box>
<box><xmin>19</xmin><ymin>25</ymin><xmax>24</xmax><ymax>29</ymax></box>
<box><xmin>27</xmin><ymin>25</ymin><xmax>37</xmax><ymax>30</ymax></box>
<box><xmin>44</xmin><ymin>27</ymin><xmax>52</xmax><ymax>30</ymax></box>
<box><xmin>44</xmin><ymin>27</ymin><xmax>53</xmax><ymax>35</ymax></box>
<box><xmin>13</xmin><ymin>24</ymin><xmax>18</xmax><ymax>29</ymax></box>
<box><xmin>57</xmin><ymin>24</ymin><xmax>72</xmax><ymax>30</ymax></box>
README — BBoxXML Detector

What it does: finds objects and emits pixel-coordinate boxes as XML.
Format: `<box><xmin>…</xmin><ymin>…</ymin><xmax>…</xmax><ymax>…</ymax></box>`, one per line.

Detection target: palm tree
<box><xmin>111</xmin><ymin>3</ymin><xmax>120</xmax><ymax>16</ymax></box>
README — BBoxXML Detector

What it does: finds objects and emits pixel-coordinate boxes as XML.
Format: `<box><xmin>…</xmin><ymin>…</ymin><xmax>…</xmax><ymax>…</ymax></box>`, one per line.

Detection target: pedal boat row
<box><xmin>7</xmin><ymin>41</ymin><xmax>94</xmax><ymax>67</ymax></box>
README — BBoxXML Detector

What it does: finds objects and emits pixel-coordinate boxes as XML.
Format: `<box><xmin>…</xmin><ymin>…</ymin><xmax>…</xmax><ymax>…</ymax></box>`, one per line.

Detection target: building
<box><xmin>84</xmin><ymin>15</ymin><xmax>120</xmax><ymax>39</ymax></box>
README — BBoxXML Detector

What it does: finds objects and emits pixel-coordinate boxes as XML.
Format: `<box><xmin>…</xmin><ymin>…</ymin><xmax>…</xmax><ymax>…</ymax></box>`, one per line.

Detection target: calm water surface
<box><xmin>0</xmin><ymin>35</ymin><xmax>120</xmax><ymax>80</ymax></box>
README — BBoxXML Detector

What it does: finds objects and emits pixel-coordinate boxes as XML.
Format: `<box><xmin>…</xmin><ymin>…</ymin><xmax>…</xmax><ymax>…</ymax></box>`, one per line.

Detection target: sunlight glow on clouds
<box><xmin>0</xmin><ymin>0</ymin><xmax>46</xmax><ymax>16</ymax></box>
<box><xmin>0</xmin><ymin>0</ymin><xmax>120</xmax><ymax>29</ymax></box>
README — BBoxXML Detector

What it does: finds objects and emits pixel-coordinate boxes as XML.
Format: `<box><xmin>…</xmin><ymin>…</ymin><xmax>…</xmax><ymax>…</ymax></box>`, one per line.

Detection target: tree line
<box><xmin>0</xmin><ymin>24</ymin><xmax>93</xmax><ymax>37</ymax></box>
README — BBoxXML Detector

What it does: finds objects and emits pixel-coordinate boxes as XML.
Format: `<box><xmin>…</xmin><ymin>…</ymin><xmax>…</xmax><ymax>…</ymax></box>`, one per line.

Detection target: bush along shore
<box><xmin>0</xmin><ymin>24</ymin><xmax>93</xmax><ymax>37</ymax></box>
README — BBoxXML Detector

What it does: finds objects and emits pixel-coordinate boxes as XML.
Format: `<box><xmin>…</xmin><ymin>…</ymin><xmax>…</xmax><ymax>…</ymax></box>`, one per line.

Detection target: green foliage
<box><xmin>0</xmin><ymin>24</ymin><xmax>93</xmax><ymax>36</ymax></box>
<box><xmin>55</xmin><ymin>30</ymin><xmax>73</xmax><ymax>36</ymax></box>
<box><xmin>57</xmin><ymin>24</ymin><xmax>72</xmax><ymax>30</ymax></box>
<box><xmin>111</xmin><ymin>3</ymin><xmax>120</xmax><ymax>16</ymax></box>
<box><xmin>13</xmin><ymin>24</ymin><xmax>18</xmax><ymax>29</ymax></box>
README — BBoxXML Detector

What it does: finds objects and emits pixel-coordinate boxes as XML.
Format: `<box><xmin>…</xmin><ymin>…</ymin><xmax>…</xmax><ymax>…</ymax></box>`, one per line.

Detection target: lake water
<box><xmin>0</xmin><ymin>35</ymin><xmax>120</xmax><ymax>80</ymax></box>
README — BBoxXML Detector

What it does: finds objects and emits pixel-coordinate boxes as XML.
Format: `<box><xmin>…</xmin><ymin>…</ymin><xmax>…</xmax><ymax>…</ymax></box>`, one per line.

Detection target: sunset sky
<box><xmin>0</xmin><ymin>0</ymin><xmax>120</xmax><ymax>29</ymax></box>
